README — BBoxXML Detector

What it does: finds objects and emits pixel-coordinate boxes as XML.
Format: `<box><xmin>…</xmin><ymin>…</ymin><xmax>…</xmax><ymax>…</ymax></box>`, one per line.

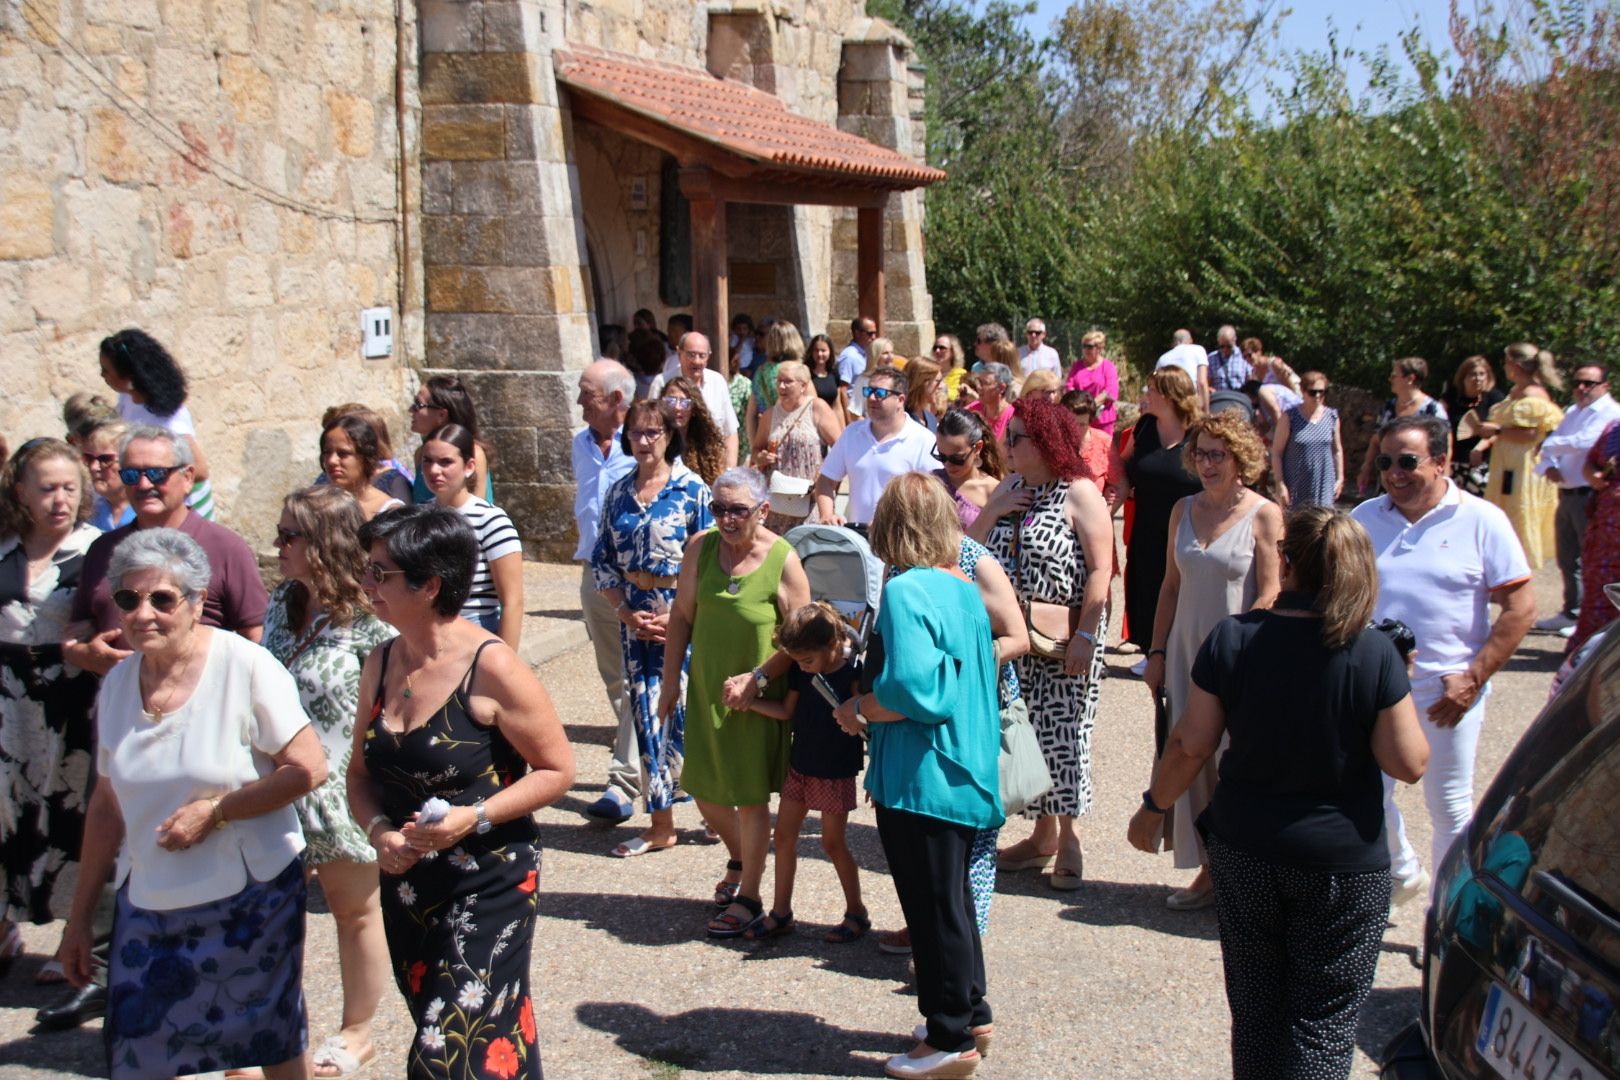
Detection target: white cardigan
<box><xmin>98</xmin><ymin>630</ymin><xmax>310</xmax><ymax>910</ymax></box>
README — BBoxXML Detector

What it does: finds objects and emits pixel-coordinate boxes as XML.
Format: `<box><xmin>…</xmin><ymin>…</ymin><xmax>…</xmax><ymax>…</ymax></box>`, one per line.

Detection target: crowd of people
<box><xmin>0</xmin><ymin>316</ymin><xmax>1613</xmax><ymax>1079</ymax></box>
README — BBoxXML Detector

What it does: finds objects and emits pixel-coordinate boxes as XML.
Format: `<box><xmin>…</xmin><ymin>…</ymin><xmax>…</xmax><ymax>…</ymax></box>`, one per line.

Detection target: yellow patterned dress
<box><xmin>1483</xmin><ymin>394</ymin><xmax>1564</xmax><ymax>569</ymax></box>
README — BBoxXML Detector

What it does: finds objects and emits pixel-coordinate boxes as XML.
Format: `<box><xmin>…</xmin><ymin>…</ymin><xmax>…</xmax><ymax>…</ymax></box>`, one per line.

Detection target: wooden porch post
<box><xmin>857</xmin><ymin>205</ymin><xmax>886</xmax><ymax>335</ymax></box>
<box><xmin>682</xmin><ymin>168</ymin><xmax>728</xmax><ymax>371</ymax></box>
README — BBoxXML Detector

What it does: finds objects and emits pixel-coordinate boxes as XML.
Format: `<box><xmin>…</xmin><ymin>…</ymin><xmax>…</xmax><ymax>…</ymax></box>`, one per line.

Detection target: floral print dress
<box><xmin>0</xmin><ymin>523</ymin><xmax>99</xmax><ymax>924</ymax></box>
<box><xmin>365</xmin><ymin>641</ymin><xmax>544</xmax><ymax>1079</ymax></box>
<box><xmin>262</xmin><ymin>583</ymin><xmax>396</xmax><ymax>863</ymax></box>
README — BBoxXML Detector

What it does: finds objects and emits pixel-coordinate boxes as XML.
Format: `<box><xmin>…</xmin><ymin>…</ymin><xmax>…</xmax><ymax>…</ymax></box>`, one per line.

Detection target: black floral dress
<box><xmin>364</xmin><ymin>641</ymin><xmax>543</xmax><ymax>1080</ymax></box>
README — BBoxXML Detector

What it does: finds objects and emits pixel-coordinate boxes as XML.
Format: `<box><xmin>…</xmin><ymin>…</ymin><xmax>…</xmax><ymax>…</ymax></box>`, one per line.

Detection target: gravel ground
<box><xmin>0</xmin><ymin>559</ymin><xmax>1573</xmax><ymax>1079</ymax></box>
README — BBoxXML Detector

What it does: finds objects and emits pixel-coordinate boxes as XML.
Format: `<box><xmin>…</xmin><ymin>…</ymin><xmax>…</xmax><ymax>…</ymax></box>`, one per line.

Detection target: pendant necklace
<box><xmin>402</xmin><ymin>668</ymin><xmax>416</xmax><ymax>699</ymax></box>
<box><xmin>719</xmin><ymin>543</ymin><xmax>743</xmax><ymax>595</ymax></box>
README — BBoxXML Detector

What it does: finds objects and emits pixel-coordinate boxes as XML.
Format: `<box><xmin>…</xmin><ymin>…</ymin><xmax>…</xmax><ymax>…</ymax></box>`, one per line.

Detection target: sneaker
<box><xmin>1536</xmin><ymin>612</ymin><xmax>1577</xmax><ymax>632</ymax></box>
<box><xmin>1129</xmin><ymin>657</ymin><xmax>1148</xmax><ymax>677</ymax></box>
<box><xmin>581</xmin><ymin>793</ymin><xmax>634</xmax><ymax>824</ymax></box>
<box><xmin>1392</xmin><ymin>868</ymin><xmax>1431</xmax><ymax>908</ymax></box>
<box><xmin>878</xmin><ymin>927</ymin><xmax>912</xmax><ymax>955</ymax></box>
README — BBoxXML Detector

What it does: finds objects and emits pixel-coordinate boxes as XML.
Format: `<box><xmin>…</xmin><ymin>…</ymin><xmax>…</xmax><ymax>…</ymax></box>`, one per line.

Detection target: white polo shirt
<box><xmin>1155</xmin><ymin>343</ymin><xmax>1208</xmax><ymax>382</ymax></box>
<box><xmin>1351</xmin><ymin>480</ymin><xmax>1531</xmax><ymax>695</ymax></box>
<box><xmin>820</xmin><ymin>416</ymin><xmax>937</xmax><ymax>524</ymax></box>
<box><xmin>650</xmin><ymin>367</ymin><xmax>739</xmax><ymax>439</ymax></box>
<box><xmin>1017</xmin><ymin>342</ymin><xmax>1062</xmax><ymax>378</ymax></box>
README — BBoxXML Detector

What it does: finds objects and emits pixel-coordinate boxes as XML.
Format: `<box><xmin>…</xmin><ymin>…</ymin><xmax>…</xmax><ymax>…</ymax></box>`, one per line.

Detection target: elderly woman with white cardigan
<box><xmin>57</xmin><ymin>528</ymin><xmax>326</xmax><ymax>1080</ymax></box>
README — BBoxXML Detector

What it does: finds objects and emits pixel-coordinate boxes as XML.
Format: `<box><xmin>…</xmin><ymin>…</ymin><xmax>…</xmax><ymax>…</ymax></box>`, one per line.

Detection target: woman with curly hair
<box><xmin>0</xmin><ymin>439</ymin><xmax>98</xmax><ymax>974</ymax></box>
<box><xmin>264</xmin><ymin>486</ymin><xmax>396</xmax><ymax>1075</ymax></box>
<box><xmin>661</xmin><ymin>376</ymin><xmax>727</xmax><ymax>486</ymax></box>
<box><xmin>98</xmin><ymin>328</ymin><xmax>216</xmax><ymax>520</ymax></box>
<box><xmin>321</xmin><ymin>414</ymin><xmax>408</xmax><ymax>520</ymax></box>
<box><xmin>1143</xmin><ymin>409</ymin><xmax>1283</xmax><ymax>909</ymax></box>
<box><xmin>971</xmin><ymin>399</ymin><xmax>1114</xmax><ymax>890</ymax></box>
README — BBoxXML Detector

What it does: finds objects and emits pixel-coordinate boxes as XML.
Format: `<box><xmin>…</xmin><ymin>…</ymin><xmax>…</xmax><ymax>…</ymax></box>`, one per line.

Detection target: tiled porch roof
<box><xmin>553</xmin><ymin>45</ymin><xmax>945</xmax><ymax>189</ymax></box>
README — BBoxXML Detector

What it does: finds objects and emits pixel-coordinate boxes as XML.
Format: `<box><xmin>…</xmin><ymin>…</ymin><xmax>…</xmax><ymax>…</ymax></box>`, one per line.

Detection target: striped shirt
<box><xmin>455</xmin><ymin>497</ymin><xmax>522</xmax><ymax>619</ymax></box>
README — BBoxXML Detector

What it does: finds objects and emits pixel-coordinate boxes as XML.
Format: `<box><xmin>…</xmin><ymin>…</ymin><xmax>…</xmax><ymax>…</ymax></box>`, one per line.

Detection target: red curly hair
<box><xmin>1011</xmin><ymin>398</ymin><xmax>1086</xmax><ymax>481</ymax></box>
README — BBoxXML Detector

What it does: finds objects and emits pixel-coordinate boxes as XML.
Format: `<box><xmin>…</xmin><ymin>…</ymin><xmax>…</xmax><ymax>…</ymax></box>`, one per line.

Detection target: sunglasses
<box><xmin>660</xmin><ymin>396</ymin><xmax>694</xmax><ymax>412</ymax></box>
<box><xmin>408</xmin><ymin>400</ymin><xmax>442</xmax><ymax>413</ymax></box>
<box><xmin>120</xmin><ymin>465</ymin><xmax>181</xmax><ymax>486</ymax></box>
<box><xmin>711</xmin><ymin>502</ymin><xmax>760</xmax><ymax>519</ymax></box>
<box><xmin>274</xmin><ymin>527</ymin><xmax>304</xmax><ymax>546</ymax></box>
<box><xmin>1082</xmin><ymin>343</ymin><xmax>1101</xmax><ymax>350</ymax></box>
<box><xmin>1191</xmin><ymin>448</ymin><xmax>1229</xmax><ymax>465</ymax></box>
<box><xmin>113</xmin><ymin>588</ymin><xmax>186</xmax><ymax>614</ymax></box>
<box><xmin>1574</xmin><ymin>378</ymin><xmax>1606</xmax><ymax>389</ymax></box>
<box><xmin>932</xmin><ymin>344</ymin><xmax>950</xmax><ymax>352</ymax></box>
<box><xmin>1375</xmin><ymin>452</ymin><xmax>1429</xmax><ymax>472</ymax></box>
<box><xmin>931</xmin><ymin>445</ymin><xmax>977</xmax><ymax>466</ymax></box>
<box><xmin>363</xmin><ymin>562</ymin><xmax>407</xmax><ymax>585</ymax></box>
<box><xmin>1304</xmin><ymin>388</ymin><xmax>1327</xmax><ymax>397</ymax></box>
<box><xmin>862</xmin><ymin>386</ymin><xmax>900</xmax><ymax>401</ymax></box>
<box><xmin>82</xmin><ymin>452</ymin><xmax>118</xmax><ymax>468</ymax></box>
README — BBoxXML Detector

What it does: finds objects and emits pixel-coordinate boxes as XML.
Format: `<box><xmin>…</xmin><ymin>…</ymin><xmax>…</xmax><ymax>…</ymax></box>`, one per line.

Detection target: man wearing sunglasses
<box><xmin>1531</xmin><ymin>364</ymin><xmax>1619</xmax><ymax>634</ymax></box>
<box><xmin>835</xmin><ymin>316</ymin><xmax>877</xmax><ymax>413</ymax></box>
<box><xmin>814</xmin><ymin>366</ymin><xmax>936</xmax><ymax>528</ymax></box>
<box><xmin>1351</xmin><ymin>415</ymin><xmax>1534</xmax><ymax>907</ymax></box>
<box><xmin>43</xmin><ymin>427</ymin><xmax>268</xmax><ymax>1030</ymax></box>
<box><xmin>1017</xmin><ymin>318</ymin><xmax>1061</xmax><ymax>379</ymax></box>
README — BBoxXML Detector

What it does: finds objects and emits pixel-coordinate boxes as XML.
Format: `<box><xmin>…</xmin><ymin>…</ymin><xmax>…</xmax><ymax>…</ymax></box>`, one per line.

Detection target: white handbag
<box><xmin>767</xmin><ymin>471</ymin><xmax>813</xmax><ymax>517</ymax></box>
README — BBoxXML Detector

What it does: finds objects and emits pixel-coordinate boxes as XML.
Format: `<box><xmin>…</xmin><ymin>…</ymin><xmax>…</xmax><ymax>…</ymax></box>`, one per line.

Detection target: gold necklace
<box><xmin>142</xmin><ymin>651</ymin><xmax>193</xmax><ymax>724</ymax></box>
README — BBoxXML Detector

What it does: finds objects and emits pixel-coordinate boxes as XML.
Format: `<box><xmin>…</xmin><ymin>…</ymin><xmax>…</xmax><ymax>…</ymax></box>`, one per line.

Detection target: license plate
<box><xmin>1475</xmin><ymin>981</ymin><xmax>1598</xmax><ymax>1080</ymax></box>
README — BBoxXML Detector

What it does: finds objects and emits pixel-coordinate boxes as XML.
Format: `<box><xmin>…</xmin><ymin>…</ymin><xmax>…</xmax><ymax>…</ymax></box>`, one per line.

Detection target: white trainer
<box><xmin>1536</xmin><ymin>613</ymin><xmax>1577</xmax><ymax>632</ymax></box>
<box><xmin>1392</xmin><ymin>868</ymin><xmax>1432</xmax><ymax>908</ymax></box>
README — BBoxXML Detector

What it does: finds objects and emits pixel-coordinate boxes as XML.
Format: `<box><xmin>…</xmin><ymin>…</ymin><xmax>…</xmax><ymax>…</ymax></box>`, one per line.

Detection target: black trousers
<box><xmin>1206</xmin><ymin>832</ymin><xmax>1390</xmax><ymax>1080</ymax></box>
<box><xmin>875</xmin><ymin>805</ymin><xmax>990</xmax><ymax>1052</ymax></box>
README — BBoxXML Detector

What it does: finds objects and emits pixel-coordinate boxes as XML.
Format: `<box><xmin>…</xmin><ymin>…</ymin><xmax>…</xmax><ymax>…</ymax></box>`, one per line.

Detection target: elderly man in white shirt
<box><xmin>1018</xmin><ymin>318</ymin><xmax>1062</xmax><ymax>378</ymax></box>
<box><xmin>1532</xmin><ymin>363</ymin><xmax>1620</xmax><ymax>633</ymax></box>
<box><xmin>1351</xmin><ymin>415</ymin><xmax>1535</xmax><ymax>906</ymax></box>
<box><xmin>1156</xmin><ymin>328</ymin><xmax>1211</xmax><ymax>410</ymax></box>
<box><xmin>651</xmin><ymin>332</ymin><xmax>739</xmax><ymax>468</ymax></box>
<box><xmin>814</xmin><ymin>366</ymin><xmax>937</xmax><ymax>528</ymax></box>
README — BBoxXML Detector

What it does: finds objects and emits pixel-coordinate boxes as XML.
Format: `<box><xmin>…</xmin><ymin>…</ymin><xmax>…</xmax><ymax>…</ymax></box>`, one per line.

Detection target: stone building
<box><xmin>1</xmin><ymin>1</ymin><xmax>940</xmax><ymax>557</ymax></box>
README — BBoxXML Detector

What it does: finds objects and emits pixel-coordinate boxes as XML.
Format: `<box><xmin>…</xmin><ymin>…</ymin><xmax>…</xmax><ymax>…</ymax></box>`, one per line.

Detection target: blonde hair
<box><xmin>1504</xmin><ymin>342</ymin><xmax>1564</xmax><ymax>391</ymax></box>
<box><xmin>1148</xmin><ymin>366</ymin><xmax>1201</xmax><ymax>426</ymax></box>
<box><xmin>904</xmin><ymin>356</ymin><xmax>943</xmax><ymax>415</ymax></box>
<box><xmin>775</xmin><ymin>601</ymin><xmax>849</xmax><ymax>654</ymax></box>
<box><xmin>1080</xmin><ymin>330</ymin><xmax>1107</xmax><ymax>349</ymax></box>
<box><xmin>775</xmin><ymin>361</ymin><xmax>810</xmax><ymax>385</ymax></box>
<box><xmin>1183</xmin><ymin>410</ymin><xmax>1268</xmax><ymax>486</ymax></box>
<box><xmin>1450</xmin><ymin>356</ymin><xmax>1497</xmax><ymax>393</ymax></box>
<box><xmin>63</xmin><ymin>392</ymin><xmax>119</xmax><ymax>443</ymax></box>
<box><xmin>989</xmin><ymin>339</ymin><xmax>1019</xmax><ymax>372</ymax></box>
<box><xmin>869</xmin><ymin>471</ymin><xmax>962</xmax><ymax>570</ymax></box>
<box><xmin>0</xmin><ymin>438</ymin><xmax>93</xmax><ymax>539</ymax></box>
<box><xmin>280</xmin><ymin>486</ymin><xmax>372</xmax><ymax>629</ymax></box>
<box><xmin>1020</xmin><ymin>369</ymin><xmax>1061</xmax><ymax>400</ymax></box>
<box><xmin>867</xmin><ymin>337</ymin><xmax>895</xmax><ymax>372</ymax></box>
<box><xmin>1282</xmin><ymin>507</ymin><xmax>1378</xmax><ymax>649</ymax></box>
<box><xmin>765</xmin><ymin>320</ymin><xmax>805</xmax><ymax>365</ymax></box>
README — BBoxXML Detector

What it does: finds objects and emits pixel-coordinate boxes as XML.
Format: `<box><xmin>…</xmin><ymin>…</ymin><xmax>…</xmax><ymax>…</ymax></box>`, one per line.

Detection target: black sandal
<box><xmin>713</xmin><ymin>859</ymin><xmax>743</xmax><ymax>908</ymax></box>
<box><xmin>707</xmin><ymin>894</ymin><xmax>763</xmax><ymax>938</ymax></box>
<box><xmin>824</xmin><ymin>910</ymin><xmax>871</xmax><ymax>944</ymax></box>
<box><xmin>743</xmin><ymin>909</ymin><xmax>795</xmax><ymax>941</ymax></box>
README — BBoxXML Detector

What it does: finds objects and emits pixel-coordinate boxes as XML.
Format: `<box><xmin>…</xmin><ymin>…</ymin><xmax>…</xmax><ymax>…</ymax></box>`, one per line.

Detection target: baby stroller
<box><xmin>783</xmin><ymin>523</ymin><xmax>884</xmax><ymax>651</ymax></box>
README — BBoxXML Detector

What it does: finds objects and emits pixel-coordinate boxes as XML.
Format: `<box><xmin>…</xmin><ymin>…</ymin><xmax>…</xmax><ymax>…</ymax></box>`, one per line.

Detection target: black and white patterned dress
<box><xmin>985</xmin><ymin>479</ymin><xmax>1106</xmax><ymax>819</ymax></box>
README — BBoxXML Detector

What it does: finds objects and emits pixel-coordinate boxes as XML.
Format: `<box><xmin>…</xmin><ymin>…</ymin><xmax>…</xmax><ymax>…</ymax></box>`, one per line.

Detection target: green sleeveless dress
<box><xmin>680</xmin><ymin>531</ymin><xmax>791</xmax><ymax>805</ymax></box>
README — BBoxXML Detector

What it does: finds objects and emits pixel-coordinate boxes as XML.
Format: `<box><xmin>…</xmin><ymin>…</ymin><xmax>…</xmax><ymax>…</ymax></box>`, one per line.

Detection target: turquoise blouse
<box><xmin>866</xmin><ymin>568</ymin><xmax>1004</xmax><ymax>830</ymax></box>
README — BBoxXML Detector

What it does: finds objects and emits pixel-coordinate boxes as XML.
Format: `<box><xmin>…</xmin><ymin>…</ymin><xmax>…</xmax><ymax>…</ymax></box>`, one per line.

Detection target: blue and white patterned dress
<box><xmin>590</xmin><ymin>463</ymin><xmax>713</xmax><ymax>812</ymax></box>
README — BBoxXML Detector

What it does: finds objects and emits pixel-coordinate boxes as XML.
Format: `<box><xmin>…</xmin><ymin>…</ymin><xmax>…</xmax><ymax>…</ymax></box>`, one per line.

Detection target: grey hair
<box><xmin>972</xmin><ymin>361</ymin><xmax>1014</xmax><ymax>389</ymax></box>
<box><xmin>1216</xmin><ymin>325</ymin><xmax>1237</xmax><ymax>344</ymax></box>
<box><xmin>597</xmin><ymin>360</ymin><xmax>636</xmax><ymax>402</ymax></box>
<box><xmin>1172</xmin><ymin>328</ymin><xmax>1194</xmax><ymax>345</ymax></box>
<box><xmin>108</xmin><ymin>527</ymin><xmax>211</xmax><ymax>599</ymax></box>
<box><xmin>119</xmin><ymin>425</ymin><xmax>194</xmax><ymax>468</ymax></box>
<box><xmin>713</xmin><ymin>466</ymin><xmax>768</xmax><ymax>505</ymax></box>
<box><xmin>1025</xmin><ymin>318</ymin><xmax>1046</xmax><ymax>333</ymax></box>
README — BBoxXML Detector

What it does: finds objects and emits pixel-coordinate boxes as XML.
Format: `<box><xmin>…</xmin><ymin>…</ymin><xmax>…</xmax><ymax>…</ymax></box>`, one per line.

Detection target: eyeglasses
<box><xmin>681</xmin><ymin>349</ymin><xmax>711</xmax><ymax>361</ymax></box>
<box><xmin>1375</xmin><ymin>452</ymin><xmax>1429</xmax><ymax>472</ymax></box>
<box><xmin>1082</xmin><ymin>343</ymin><xmax>1101</xmax><ymax>350</ymax></box>
<box><xmin>711</xmin><ymin>502</ymin><xmax>760</xmax><ymax>519</ymax></box>
<box><xmin>1191</xmin><ymin>448</ymin><xmax>1229</xmax><ymax>465</ymax></box>
<box><xmin>113</xmin><ymin>588</ymin><xmax>186</xmax><ymax>614</ymax></box>
<box><xmin>660</xmin><ymin>396</ymin><xmax>693</xmax><ymax>412</ymax></box>
<box><xmin>120</xmin><ymin>465</ymin><xmax>181</xmax><ymax>486</ymax></box>
<box><xmin>1574</xmin><ymin>378</ymin><xmax>1606</xmax><ymax>389</ymax></box>
<box><xmin>363</xmin><ymin>562</ymin><xmax>407</xmax><ymax>585</ymax></box>
<box><xmin>1005</xmin><ymin>431</ymin><xmax>1030</xmax><ymax>447</ymax></box>
<box><xmin>931</xmin><ymin>344</ymin><xmax>950</xmax><ymax>353</ymax></box>
<box><xmin>274</xmin><ymin>527</ymin><xmax>304</xmax><ymax>546</ymax></box>
<box><xmin>82</xmin><ymin>452</ymin><xmax>118</xmax><ymax>468</ymax></box>
<box><xmin>628</xmin><ymin>428</ymin><xmax>667</xmax><ymax>443</ymax></box>
<box><xmin>408</xmin><ymin>400</ymin><xmax>442</xmax><ymax>413</ymax></box>
<box><xmin>931</xmin><ymin>445</ymin><xmax>977</xmax><ymax>466</ymax></box>
<box><xmin>1304</xmin><ymin>388</ymin><xmax>1327</xmax><ymax>397</ymax></box>
<box><xmin>862</xmin><ymin>386</ymin><xmax>900</xmax><ymax>401</ymax></box>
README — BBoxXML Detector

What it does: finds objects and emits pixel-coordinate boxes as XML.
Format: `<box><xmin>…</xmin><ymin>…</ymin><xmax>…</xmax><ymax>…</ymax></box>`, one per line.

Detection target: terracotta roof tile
<box><xmin>553</xmin><ymin>46</ymin><xmax>945</xmax><ymax>189</ymax></box>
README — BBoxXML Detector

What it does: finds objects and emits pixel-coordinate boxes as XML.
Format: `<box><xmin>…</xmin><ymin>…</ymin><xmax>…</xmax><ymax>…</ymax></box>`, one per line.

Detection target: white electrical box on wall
<box><xmin>361</xmin><ymin>307</ymin><xmax>393</xmax><ymax>358</ymax></box>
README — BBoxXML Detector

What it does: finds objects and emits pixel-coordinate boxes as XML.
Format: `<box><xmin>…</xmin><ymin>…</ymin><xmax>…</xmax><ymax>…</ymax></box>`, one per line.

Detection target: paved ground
<box><xmin>0</xmin><ymin>556</ymin><xmax>1574</xmax><ymax>1079</ymax></box>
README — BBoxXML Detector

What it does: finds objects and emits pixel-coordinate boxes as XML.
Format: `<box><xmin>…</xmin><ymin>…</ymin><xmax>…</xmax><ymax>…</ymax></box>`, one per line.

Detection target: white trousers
<box><xmin>1383</xmin><ymin>682</ymin><xmax>1486</xmax><ymax>883</ymax></box>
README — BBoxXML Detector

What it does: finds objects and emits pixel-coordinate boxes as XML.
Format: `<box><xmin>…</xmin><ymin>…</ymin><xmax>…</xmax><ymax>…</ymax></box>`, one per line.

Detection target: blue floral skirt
<box><xmin>105</xmin><ymin>856</ymin><xmax>308</xmax><ymax>1079</ymax></box>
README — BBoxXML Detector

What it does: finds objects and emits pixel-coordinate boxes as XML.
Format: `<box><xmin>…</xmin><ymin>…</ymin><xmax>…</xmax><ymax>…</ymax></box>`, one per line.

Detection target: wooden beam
<box><xmin>858</xmin><ymin>205</ymin><xmax>885</xmax><ymax>336</ymax></box>
<box><xmin>687</xmin><ymin>177</ymin><xmax>728</xmax><ymax>373</ymax></box>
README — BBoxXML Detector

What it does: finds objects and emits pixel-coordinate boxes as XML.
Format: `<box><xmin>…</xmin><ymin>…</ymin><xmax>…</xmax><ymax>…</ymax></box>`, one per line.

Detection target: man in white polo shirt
<box><xmin>814</xmin><ymin>365</ymin><xmax>936</xmax><ymax>527</ymax></box>
<box><xmin>1018</xmin><ymin>318</ymin><xmax>1062</xmax><ymax>378</ymax></box>
<box><xmin>1351</xmin><ymin>415</ymin><xmax>1535</xmax><ymax>903</ymax></box>
<box><xmin>1156</xmin><ymin>328</ymin><xmax>1211</xmax><ymax>411</ymax></box>
<box><xmin>651</xmin><ymin>331</ymin><xmax>739</xmax><ymax>468</ymax></box>
<box><xmin>1532</xmin><ymin>362</ymin><xmax>1620</xmax><ymax>633</ymax></box>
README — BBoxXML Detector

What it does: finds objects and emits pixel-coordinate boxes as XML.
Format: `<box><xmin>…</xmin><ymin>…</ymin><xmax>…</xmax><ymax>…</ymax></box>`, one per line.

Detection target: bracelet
<box><xmin>365</xmin><ymin>813</ymin><xmax>391</xmax><ymax>838</ymax></box>
<box><xmin>210</xmin><ymin>796</ymin><xmax>227</xmax><ymax>831</ymax></box>
<box><xmin>1141</xmin><ymin>789</ymin><xmax>1168</xmax><ymax>815</ymax></box>
<box><xmin>1147</xmin><ymin>648</ymin><xmax>1166</xmax><ymax>659</ymax></box>
<box><xmin>1075</xmin><ymin>629</ymin><xmax>1096</xmax><ymax>645</ymax></box>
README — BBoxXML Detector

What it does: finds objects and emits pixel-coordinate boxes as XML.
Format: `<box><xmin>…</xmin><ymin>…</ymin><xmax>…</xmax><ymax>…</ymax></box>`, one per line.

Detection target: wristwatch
<box><xmin>853</xmin><ymin>695</ymin><xmax>869</xmax><ymax>727</ymax></box>
<box><xmin>1141</xmin><ymin>789</ymin><xmax>1168</xmax><ymax>815</ymax></box>
<box><xmin>474</xmin><ymin>799</ymin><xmax>492</xmax><ymax>835</ymax></box>
<box><xmin>752</xmin><ymin>667</ymin><xmax>769</xmax><ymax>693</ymax></box>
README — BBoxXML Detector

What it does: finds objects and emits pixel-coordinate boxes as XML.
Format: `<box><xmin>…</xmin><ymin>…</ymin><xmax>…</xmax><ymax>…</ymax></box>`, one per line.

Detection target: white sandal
<box><xmin>311</xmin><ymin>1036</ymin><xmax>371</xmax><ymax>1078</ymax></box>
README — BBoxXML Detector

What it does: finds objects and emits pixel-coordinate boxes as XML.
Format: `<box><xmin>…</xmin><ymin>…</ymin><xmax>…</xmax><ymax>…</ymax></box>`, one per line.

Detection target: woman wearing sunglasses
<box><xmin>419</xmin><ymin>424</ymin><xmax>523</xmax><ymax>649</ymax></box>
<box><xmin>408</xmin><ymin>376</ymin><xmax>495</xmax><ymax>505</ymax></box>
<box><xmin>660</xmin><ymin>377</ymin><xmax>727</xmax><ymax>486</ymax></box>
<box><xmin>1143</xmin><ymin>409</ymin><xmax>1282</xmax><ymax>909</ymax></box>
<box><xmin>1270</xmin><ymin>372</ymin><xmax>1344</xmax><ymax>511</ymax></box>
<box><xmin>58</xmin><ymin>528</ymin><xmax>327</xmax><ymax>1079</ymax></box>
<box><xmin>0</xmin><ymin>439</ymin><xmax>99</xmax><ymax>979</ymax></box>
<box><xmin>78</xmin><ymin>417</ymin><xmax>134</xmax><ymax>531</ymax></box>
<box><xmin>932</xmin><ymin>408</ymin><xmax>1005</xmax><ymax>528</ymax></box>
<box><xmin>264</xmin><ymin>487</ymin><xmax>396</xmax><ymax>1077</ymax></box>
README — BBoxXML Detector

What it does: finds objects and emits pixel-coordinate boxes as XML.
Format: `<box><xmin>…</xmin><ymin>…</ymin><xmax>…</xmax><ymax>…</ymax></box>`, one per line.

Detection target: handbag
<box><xmin>1012</xmin><ymin>506</ymin><xmax>1080</xmax><ymax>661</ymax></box>
<box><xmin>998</xmin><ymin>697</ymin><xmax>1052</xmax><ymax>816</ymax></box>
<box><xmin>767</xmin><ymin>470</ymin><xmax>813</xmax><ymax>517</ymax></box>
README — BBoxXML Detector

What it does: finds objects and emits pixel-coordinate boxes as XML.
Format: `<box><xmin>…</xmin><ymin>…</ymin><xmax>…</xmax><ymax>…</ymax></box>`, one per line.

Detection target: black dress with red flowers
<box><xmin>364</xmin><ymin>641</ymin><xmax>543</xmax><ymax>1080</ymax></box>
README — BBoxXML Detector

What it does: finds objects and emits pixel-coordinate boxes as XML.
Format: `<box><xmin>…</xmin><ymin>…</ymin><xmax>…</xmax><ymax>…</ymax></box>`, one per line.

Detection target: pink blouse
<box><xmin>1064</xmin><ymin>357</ymin><xmax>1120</xmax><ymax>434</ymax></box>
<box><xmin>966</xmin><ymin>399</ymin><xmax>1014</xmax><ymax>440</ymax></box>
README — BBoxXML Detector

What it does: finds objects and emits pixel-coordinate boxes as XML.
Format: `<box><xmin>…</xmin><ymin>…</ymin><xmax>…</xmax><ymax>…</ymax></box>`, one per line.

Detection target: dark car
<box><xmin>1382</xmin><ymin>615</ymin><xmax>1620</xmax><ymax>1079</ymax></box>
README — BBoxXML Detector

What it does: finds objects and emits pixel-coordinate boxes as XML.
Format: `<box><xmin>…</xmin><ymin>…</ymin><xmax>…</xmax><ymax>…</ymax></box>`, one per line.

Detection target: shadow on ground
<box><xmin>1358</xmin><ymin>985</ymin><xmax>1422</xmax><ymax>1065</ymax></box>
<box><xmin>0</xmin><ymin>1026</ymin><xmax>105</xmax><ymax>1078</ymax></box>
<box><xmin>1051</xmin><ymin>879</ymin><xmax>1221</xmax><ymax>941</ymax></box>
<box><xmin>575</xmin><ymin>1001</ymin><xmax>909</xmax><ymax>1075</ymax></box>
